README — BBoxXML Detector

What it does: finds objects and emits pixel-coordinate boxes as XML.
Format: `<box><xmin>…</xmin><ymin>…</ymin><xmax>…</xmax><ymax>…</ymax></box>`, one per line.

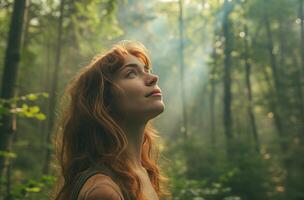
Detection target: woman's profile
<box><xmin>53</xmin><ymin>41</ymin><xmax>170</xmax><ymax>200</ymax></box>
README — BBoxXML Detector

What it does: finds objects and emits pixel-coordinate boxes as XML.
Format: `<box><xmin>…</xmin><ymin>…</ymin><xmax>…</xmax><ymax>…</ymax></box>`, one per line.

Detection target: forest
<box><xmin>0</xmin><ymin>0</ymin><xmax>304</xmax><ymax>199</ymax></box>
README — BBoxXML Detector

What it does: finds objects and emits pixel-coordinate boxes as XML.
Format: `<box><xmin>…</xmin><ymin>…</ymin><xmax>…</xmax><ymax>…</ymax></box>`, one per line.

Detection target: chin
<box><xmin>148</xmin><ymin>103</ymin><xmax>165</xmax><ymax>119</ymax></box>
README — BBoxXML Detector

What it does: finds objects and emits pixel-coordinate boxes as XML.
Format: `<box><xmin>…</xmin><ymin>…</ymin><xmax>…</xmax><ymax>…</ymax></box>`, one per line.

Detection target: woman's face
<box><xmin>110</xmin><ymin>53</ymin><xmax>165</xmax><ymax>123</ymax></box>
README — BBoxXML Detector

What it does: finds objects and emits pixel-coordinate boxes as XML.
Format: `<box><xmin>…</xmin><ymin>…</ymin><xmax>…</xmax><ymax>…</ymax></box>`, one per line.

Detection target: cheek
<box><xmin>119</xmin><ymin>81</ymin><xmax>144</xmax><ymax>100</ymax></box>
<box><xmin>111</xmin><ymin>86</ymin><xmax>143</xmax><ymax>109</ymax></box>
<box><xmin>110</xmin><ymin>79</ymin><xmax>148</xmax><ymax>111</ymax></box>
<box><xmin>123</xmin><ymin>88</ymin><xmax>145</xmax><ymax>106</ymax></box>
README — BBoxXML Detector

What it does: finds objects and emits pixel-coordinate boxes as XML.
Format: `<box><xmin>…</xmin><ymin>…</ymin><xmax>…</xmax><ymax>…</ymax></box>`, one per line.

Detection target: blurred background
<box><xmin>0</xmin><ymin>0</ymin><xmax>304</xmax><ymax>199</ymax></box>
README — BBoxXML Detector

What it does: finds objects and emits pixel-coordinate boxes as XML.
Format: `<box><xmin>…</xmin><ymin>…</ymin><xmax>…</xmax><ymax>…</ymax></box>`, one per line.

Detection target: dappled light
<box><xmin>0</xmin><ymin>0</ymin><xmax>303</xmax><ymax>199</ymax></box>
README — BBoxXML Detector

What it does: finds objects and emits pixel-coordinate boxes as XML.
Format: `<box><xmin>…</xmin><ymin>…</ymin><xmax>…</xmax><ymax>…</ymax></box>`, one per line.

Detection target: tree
<box><xmin>222</xmin><ymin>0</ymin><xmax>234</xmax><ymax>154</ymax></box>
<box><xmin>43</xmin><ymin>0</ymin><xmax>65</xmax><ymax>174</ymax></box>
<box><xmin>262</xmin><ymin>0</ymin><xmax>287</xmax><ymax>151</ymax></box>
<box><xmin>0</xmin><ymin>0</ymin><xmax>27</xmax><ymax>181</ymax></box>
<box><xmin>178</xmin><ymin>0</ymin><xmax>188</xmax><ymax>139</ymax></box>
<box><xmin>242</xmin><ymin>24</ymin><xmax>260</xmax><ymax>152</ymax></box>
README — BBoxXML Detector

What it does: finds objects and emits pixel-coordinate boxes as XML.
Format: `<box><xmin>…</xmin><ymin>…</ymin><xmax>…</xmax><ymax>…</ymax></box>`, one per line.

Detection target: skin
<box><xmin>110</xmin><ymin>53</ymin><xmax>164</xmax><ymax>199</ymax></box>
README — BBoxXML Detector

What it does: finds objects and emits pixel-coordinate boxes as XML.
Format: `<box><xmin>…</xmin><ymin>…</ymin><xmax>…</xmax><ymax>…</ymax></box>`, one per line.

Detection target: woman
<box><xmin>53</xmin><ymin>41</ymin><xmax>170</xmax><ymax>200</ymax></box>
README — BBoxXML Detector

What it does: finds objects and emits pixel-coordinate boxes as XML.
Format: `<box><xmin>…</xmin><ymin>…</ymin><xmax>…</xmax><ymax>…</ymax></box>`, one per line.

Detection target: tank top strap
<box><xmin>70</xmin><ymin>164</ymin><xmax>127</xmax><ymax>200</ymax></box>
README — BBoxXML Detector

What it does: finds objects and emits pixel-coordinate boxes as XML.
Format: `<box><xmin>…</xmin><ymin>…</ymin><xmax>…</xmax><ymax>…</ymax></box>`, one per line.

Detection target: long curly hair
<box><xmin>52</xmin><ymin>41</ymin><xmax>171</xmax><ymax>200</ymax></box>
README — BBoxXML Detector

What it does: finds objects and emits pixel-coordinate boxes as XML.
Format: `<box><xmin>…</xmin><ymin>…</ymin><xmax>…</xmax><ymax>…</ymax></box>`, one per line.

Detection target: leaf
<box><xmin>41</xmin><ymin>175</ymin><xmax>57</xmax><ymax>185</ymax></box>
<box><xmin>25</xmin><ymin>187</ymin><xmax>41</xmax><ymax>193</ymax></box>
<box><xmin>29</xmin><ymin>106</ymin><xmax>40</xmax><ymax>114</ymax></box>
<box><xmin>0</xmin><ymin>150</ymin><xmax>17</xmax><ymax>158</ymax></box>
<box><xmin>21</xmin><ymin>104</ymin><xmax>28</xmax><ymax>110</ymax></box>
<box><xmin>27</xmin><ymin>93</ymin><xmax>38</xmax><ymax>101</ymax></box>
<box><xmin>41</xmin><ymin>92</ymin><xmax>49</xmax><ymax>98</ymax></box>
<box><xmin>35</xmin><ymin>113</ymin><xmax>46</xmax><ymax>120</ymax></box>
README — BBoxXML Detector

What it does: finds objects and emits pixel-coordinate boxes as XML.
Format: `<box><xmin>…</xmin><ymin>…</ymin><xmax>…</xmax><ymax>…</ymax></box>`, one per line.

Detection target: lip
<box><xmin>146</xmin><ymin>89</ymin><xmax>162</xmax><ymax>97</ymax></box>
<box><xmin>150</xmin><ymin>92</ymin><xmax>162</xmax><ymax>97</ymax></box>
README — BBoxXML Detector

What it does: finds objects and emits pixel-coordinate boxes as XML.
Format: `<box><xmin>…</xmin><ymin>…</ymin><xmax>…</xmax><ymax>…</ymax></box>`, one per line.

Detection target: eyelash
<box><xmin>145</xmin><ymin>68</ymin><xmax>151</xmax><ymax>73</ymax></box>
<box><xmin>127</xmin><ymin>68</ymin><xmax>151</xmax><ymax>77</ymax></box>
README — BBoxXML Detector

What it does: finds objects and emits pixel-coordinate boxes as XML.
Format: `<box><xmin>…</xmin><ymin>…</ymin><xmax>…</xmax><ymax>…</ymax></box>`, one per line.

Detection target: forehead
<box><xmin>123</xmin><ymin>53</ymin><xmax>145</xmax><ymax>66</ymax></box>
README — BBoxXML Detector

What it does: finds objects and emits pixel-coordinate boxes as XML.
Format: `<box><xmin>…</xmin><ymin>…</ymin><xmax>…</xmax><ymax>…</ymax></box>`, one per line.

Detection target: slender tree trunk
<box><xmin>300</xmin><ymin>0</ymin><xmax>304</xmax><ymax>72</ymax></box>
<box><xmin>264</xmin><ymin>15</ymin><xmax>280</xmax><ymax>91</ymax></box>
<box><xmin>222</xmin><ymin>0</ymin><xmax>234</xmax><ymax>154</ymax></box>
<box><xmin>263</xmin><ymin>0</ymin><xmax>287</xmax><ymax>151</ymax></box>
<box><xmin>298</xmin><ymin>0</ymin><xmax>304</xmax><ymax>140</ymax></box>
<box><xmin>43</xmin><ymin>0</ymin><xmax>65</xmax><ymax>174</ymax></box>
<box><xmin>278</xmin><ymin>20</ymin><xmax>286</xmax><ymax>76</ymax></box>
<box><xmin>261</xmin><ymin>66</ymin><xmax>285</xmax><ymax>152</ymax></box>
<box><xmin>243</xmin><ymin>25</ymin><xmax>260</xmax><ymax>153</ymax></box>
<box><xmin>21</xmin><ymin>0</ymin><xmax>30</xmax><ymax>50</ymax></box>
<box><xmin>292</xmin><ymin>55</ymin><xmax>304</xmax><ymax>134</ymax></box>
<box><xmin>40</xmin><ymin>2</ymin><xmax>52</xmax><ymax>173</ymax></box>
<box><xmin>0</xmin><ymin>0</ymin><xmax>27</xmax><ymax>182</ymax></box>
<box><xmin>210</xmin><ymin>48</ymin><xmax>217</xmax><ymax>149</ymax></box>
<box><xmin>178</xmin><ymin>0</ymin><xmax>188</xmax><ymax>139</ymax></box>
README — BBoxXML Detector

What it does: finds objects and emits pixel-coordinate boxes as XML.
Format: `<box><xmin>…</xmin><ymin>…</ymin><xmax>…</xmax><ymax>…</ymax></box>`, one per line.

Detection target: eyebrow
<box><xmin>120</xmin><ymin>63</ymin><xmax>149</xmax><ymax>72</ymax></box>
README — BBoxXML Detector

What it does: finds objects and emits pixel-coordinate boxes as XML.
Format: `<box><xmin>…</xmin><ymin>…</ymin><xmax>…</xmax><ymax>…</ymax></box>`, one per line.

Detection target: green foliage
<box><xmin>170</xmin><ymin>174</ymin><xmax>242</xmax><ymax>200</ymax></box>
<box><xmin>0</xmin><ymin>150</ymin><xmax>17</xmax><ymax>159</ymax></box>
<box><xmin>1</xmin><ymin>0</ymin><xmax>304</xmax><ymax>200</ymax></box>
<box><xmin>0</xmin><ymin>92</ymin><xmax>48</xmax><ymax>121</ymax></box>
<box><xmin>10</xmin><ymin>175</ymin><xmax>56</xmax><ymax>200</ymax></box>
<box><xmin>164</xmin><ymin>137</ymin><xmax>273</xmax><ymax>200</ymax></box>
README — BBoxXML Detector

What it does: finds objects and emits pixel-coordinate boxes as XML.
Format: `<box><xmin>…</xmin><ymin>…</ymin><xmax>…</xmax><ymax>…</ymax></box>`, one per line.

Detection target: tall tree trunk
<box><xmin>43</xmin><ymin>0</ymin><xmax>65</xmax><ymax>174</ymax></box>
<box><xmin>278</xmin><ymin>20</ymin><xmax>286</xmax><ymax>76</ymax></box>
<box><xmin>263</xmin><ymin>0</ymin><xmax>286</xmax><ymax>151</ymax></box>
<box><xmin>294</xmin><ymin>54</ymin><xmax>304</xmax><ymax>141</ymax></box>
<box><xmin>298</xmin><ymin>0</ymin><xmax>304</xmax><ymax>140</ymax></box>
<box><xmin>300</xmin><ymin>0</ymin><xmax>304</xmax><ymax>72</ymax></box>
<box><xmin>178</xmin><ymin>0</ymin><xmax>188</xmax><ymax>139</ymax></box>
<box><xmin>243</xmin><ymin>25</ymin><xmax>260</xmax><ymax>153</ymax></box>
<box><xmin>40</xmin><ymin>2</ymin><xmax>52</xmax><ymax>173</ymax></box>
<box><xmin>21</xmin><ymin>0</ymin><xmax>30</xmax><ymax>50</ymax></box>
<box><xmin>222</xmin><ymin>0</ymin><xmax>234</xmax><ymax>154</ymax></box>
<box><xmin>0</xmin><ymin>0</ymin><xmax>27</xmax><ymax>182</ymax></box>
<box><xmin>210</xmin><ymin>48</ymin><xmax>217</xmax><ymax>149</ymax></box>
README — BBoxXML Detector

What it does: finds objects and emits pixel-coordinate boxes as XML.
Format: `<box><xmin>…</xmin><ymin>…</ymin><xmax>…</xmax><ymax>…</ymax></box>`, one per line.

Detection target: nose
<box><xmin>146</xmin><ymin>73</ymin><xmax>158</xmax><ymax>86</ymax></box>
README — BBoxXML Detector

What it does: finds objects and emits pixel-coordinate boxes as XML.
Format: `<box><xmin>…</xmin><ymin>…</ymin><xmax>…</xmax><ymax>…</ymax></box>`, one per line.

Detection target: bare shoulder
<box><xmin>78</xmin><ymin>174</ymin><xmax>123</xmax><ymax>200</ymax></box>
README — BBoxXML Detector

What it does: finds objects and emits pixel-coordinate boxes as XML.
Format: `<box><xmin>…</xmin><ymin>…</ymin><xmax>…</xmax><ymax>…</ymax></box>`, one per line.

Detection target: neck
<box><xmin>117</xmin><ymin>118</ymin><xmax>147</xmax><ymax>171</ymax></box>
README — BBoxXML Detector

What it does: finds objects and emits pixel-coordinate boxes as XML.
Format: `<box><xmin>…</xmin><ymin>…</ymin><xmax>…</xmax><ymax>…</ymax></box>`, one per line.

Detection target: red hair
<box><xmin>53</xmin><ymin>41</ymin><xmax>171</xmax><ymax>200</ymax></box>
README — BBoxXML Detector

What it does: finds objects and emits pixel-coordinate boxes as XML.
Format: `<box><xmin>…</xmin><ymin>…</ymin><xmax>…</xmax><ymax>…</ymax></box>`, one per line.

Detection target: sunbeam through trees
<box><xmin>0</xmin><ymin>0</ymin><xmax>303</xmax><ymax>199</ymax></box>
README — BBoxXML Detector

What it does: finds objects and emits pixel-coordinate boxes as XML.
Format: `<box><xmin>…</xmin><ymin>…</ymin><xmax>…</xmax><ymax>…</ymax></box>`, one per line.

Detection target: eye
<box><xmin>127</xmin><ymin>69</ymin><xmax>137</xmax><ymax>78</ymax></box>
